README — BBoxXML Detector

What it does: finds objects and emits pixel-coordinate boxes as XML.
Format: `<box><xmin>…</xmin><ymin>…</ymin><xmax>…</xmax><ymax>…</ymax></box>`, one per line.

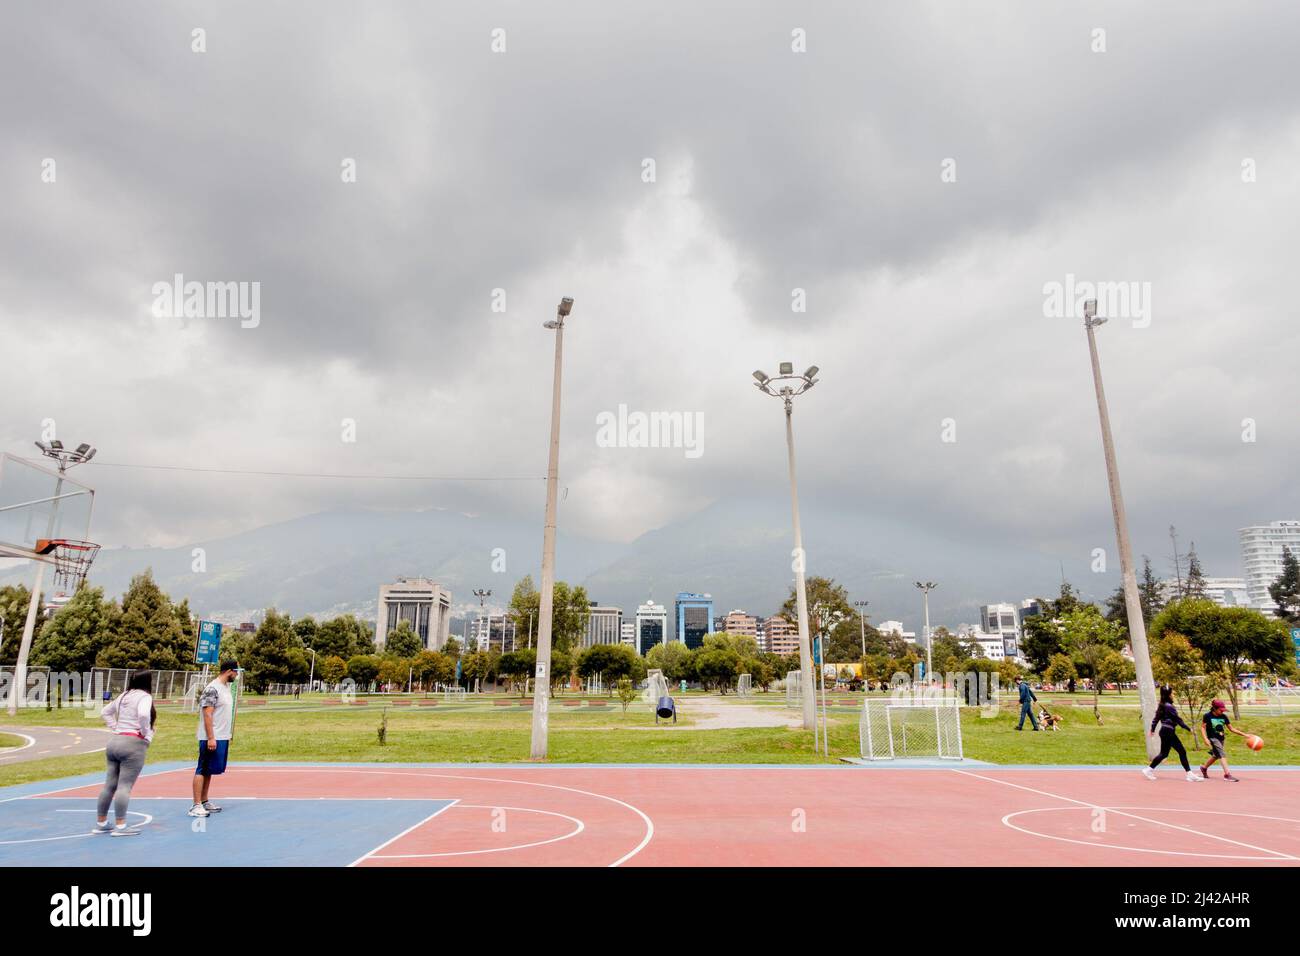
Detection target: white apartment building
<box><xmin>584</xmin><ymin>604</ymin><xmax>624</xmax><ymax>647</ymax></box>
<box><xmin>376</xmin><ymin>578</ymin><xmax>452</xmax><ymax>651</ymax></box>
<box><xmin>620</xmin><ymin>622</ymin><xmax>636</xmax><ymax>647</ymax></box>
<box><xmin>470</xmin><ymin>612</ymin><xmax>519</xmax><ymax>653</ymax></box>
<box><xmin>876</xmin><ymin>620</ymin><xmax>918</xmax><ymax>644</ymax></box>
<box><xmin>1239</xmin><ymin>521</ymin><xmax>1300</xmax><ymax>610</ymax></box>
<box><xmin>723</xmin><ymin>610</ymin><xmax>758</xmax><ymax>638</ymax></box>
<box><xmin>1157</xmin><ymin>577</ymin><xmax>1251</xmax><ymax>608</ymax></box>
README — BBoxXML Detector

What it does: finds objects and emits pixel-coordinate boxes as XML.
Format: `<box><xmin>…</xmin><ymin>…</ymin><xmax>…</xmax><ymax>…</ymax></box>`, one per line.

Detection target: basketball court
<box><xmin>3</xmin><ymin>761</ymin><xmax>1298</xmax><ymax>867</ymax></box>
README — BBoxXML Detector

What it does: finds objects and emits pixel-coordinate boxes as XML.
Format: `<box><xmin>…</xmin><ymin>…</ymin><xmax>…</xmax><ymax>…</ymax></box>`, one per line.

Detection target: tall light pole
<box><xmin>7</xmin><ymin>439</ymin><xmax>96</xmax><ymax>717</ymax></box>
<box><xmin>472</xmin><ymin>588</ymin><xmax>493</xmax><ymax>652</ymax></box>
<box><xmin>915</xmin><ymin>582</ymin><xmax>937</xmax><ymax>684</ymax></box>
<box><xmin>530</xmin><ymin>297</ymin><xmax>574</xmax><ymax>760</ymax></box>
<box><xmin>853</xmin><ymin>600</ymin><xmax>869</xmax><ymax>658</ymax></box>
<box><xmin>1082</xmin><ymin>299</ymin><xmax>1159</xmax><ymax>758</ymax></box>
<box><xmin>753</xmin><ymin>363</ymin><xmax>820</xmax><ymax>731</ymax></box>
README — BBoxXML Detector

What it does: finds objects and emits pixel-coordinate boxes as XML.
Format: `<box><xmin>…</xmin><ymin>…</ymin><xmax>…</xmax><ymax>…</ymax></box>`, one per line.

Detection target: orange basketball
<box><xmin>1246</xmin><ymin>734</ymin><xmax>1264</xmax><ymax>752</ymax></box>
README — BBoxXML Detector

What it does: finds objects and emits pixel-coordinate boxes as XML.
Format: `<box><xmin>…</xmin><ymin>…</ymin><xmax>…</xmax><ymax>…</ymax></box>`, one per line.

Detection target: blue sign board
<box><xmin>813</xmin><ymin>637</ymin><xmax>822</xmax><ymax>665</ymax></box>
<box><xmin>1292</xmin><ymin>628</ymin><xmax>1300</xmax><ymax>666</ymax></box>
<box><xmin>196</xmin><ymin>620</ymin><xmax>222</xmax><ymax>665</ymax></box>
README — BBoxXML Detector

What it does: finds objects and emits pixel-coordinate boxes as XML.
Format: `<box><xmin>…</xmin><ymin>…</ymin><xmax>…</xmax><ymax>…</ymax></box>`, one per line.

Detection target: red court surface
<box><xmin>25</xmin><ymin>763</ymin><xmax>1300</xmax><ymax>866</ymax></box>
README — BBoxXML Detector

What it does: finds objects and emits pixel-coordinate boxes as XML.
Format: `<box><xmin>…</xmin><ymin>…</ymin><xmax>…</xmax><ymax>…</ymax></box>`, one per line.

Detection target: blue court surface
<box><xmin>0</xmin><ymin>796</ymin><xmax>455</xmax><ymax>867</ymax></box>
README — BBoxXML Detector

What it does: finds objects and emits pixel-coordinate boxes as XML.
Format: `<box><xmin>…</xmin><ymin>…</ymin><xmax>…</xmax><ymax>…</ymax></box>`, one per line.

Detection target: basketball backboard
<box><xmin>0</xmin><ymin>453</ymin><xmax>94</xmax><ymax>563</ymax></box>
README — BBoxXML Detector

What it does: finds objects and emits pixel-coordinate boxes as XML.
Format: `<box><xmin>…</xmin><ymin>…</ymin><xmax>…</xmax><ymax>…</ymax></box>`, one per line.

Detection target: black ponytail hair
<box><xmin>125</xmin><ymin>669</ymin><xmax>157</xmax><ymax>729</ymax></box>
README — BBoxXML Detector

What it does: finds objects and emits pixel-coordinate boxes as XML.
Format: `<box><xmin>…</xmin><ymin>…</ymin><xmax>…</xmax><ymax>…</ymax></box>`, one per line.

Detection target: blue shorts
<box><xmin>195</xmin><ymin>739</ymin><xmax>230</xmax><ymax>776</ymax></box>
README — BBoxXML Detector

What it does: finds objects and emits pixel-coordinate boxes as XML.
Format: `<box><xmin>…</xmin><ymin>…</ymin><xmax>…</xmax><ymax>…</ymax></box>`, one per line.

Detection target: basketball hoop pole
<box><xmin>7</xmin><ymin>441</ymin><xmax>96</xmax><ymax>716</ymax></box>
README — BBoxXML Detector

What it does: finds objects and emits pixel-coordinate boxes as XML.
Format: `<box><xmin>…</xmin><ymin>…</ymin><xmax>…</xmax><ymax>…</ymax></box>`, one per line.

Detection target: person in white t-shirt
<box><xmin>189</xmin><ymin>661</ymin><xmax>238</xmax><ymax>818</ymax></box>
<box><xmin>95</xmin><ymin>670</ymin><xmax>156</xmax><ymax>836</ymax></box>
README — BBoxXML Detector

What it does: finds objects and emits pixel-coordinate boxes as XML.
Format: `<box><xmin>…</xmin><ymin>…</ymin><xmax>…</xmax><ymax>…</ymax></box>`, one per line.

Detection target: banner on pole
<box><xmin>196</xmin><ymin>621</ymin><xmax>222</xmax><ymax>665</ymax></box>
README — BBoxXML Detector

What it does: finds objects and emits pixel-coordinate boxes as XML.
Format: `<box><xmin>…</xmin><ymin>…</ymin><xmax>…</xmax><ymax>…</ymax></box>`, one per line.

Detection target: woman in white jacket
<box><xmin>94</xmin><ymin>670</ymin><xmax>156</xmax><ymax>836</ymax></box>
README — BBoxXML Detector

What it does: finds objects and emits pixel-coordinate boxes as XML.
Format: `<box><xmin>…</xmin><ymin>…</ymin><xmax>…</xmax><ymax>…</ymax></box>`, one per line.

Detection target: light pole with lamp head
<box><xmin>1081</xmin><ymin>299</ymin><xmax>1159</xmax><ymax>758</ymax></box>
<box><xmin>753</xmin><ymin>363</ymin><xmax>820</xmax><ymax>731</ymax></box>
<box><xmin>915</xmin><ymin>582</ymin><xmax>937</xmax><ymax>685</ymax></box>
<box><xmin>853</xmin><ymin>600</ymin><xmax>870</xmax><ymax>658</ymax></box>
<box><xmin>530</xmin><ymin>297</ymin><xmax>574</xmax><ymax>759</ymax></box>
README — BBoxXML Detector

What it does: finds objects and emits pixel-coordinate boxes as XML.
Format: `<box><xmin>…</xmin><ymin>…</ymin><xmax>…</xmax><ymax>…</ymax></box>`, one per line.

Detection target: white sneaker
<box><xmin>1141</xmin><ymin>767</ymin><xmax>1157</xmax><ymax>780</ymax></box>
<box><xmin>187</xmin><ymin>803</ymin><xmax>210</xmax><ymax>817</ymax></box>
<box><xmin>91</xmin><ymin>820</ymin><xmax>114</xmax><ymax>834</ymax></box>
<box><xmin>1186</xmin><ymin>771</ymin><xmax>1204</xmax><ymax>782</ymax></box>
<box><xmin>110</xmin><ymin>826</ymin><xmax>141</xmax><ymax>837</ymax></box>
<box><xmin>202</xmin><ymin>801</ymin><xmax>222</xmax><ymax>813</ymax></box>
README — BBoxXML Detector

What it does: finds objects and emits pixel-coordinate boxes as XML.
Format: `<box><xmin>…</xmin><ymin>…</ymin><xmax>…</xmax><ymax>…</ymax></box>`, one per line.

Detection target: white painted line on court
<box><xmin>372</xmin><ymin>805</ymin><xmax>585</xmax><ymax>859</ymax></box>
<box><xmin>953</xmin><ymin>768</ymin><xmax>1298</xmax><ymax>861</ymax></box>
<box><xmin>347</xmin><ymin>800</ymin><xmax>459</xmax><ymax>868</ymax></box>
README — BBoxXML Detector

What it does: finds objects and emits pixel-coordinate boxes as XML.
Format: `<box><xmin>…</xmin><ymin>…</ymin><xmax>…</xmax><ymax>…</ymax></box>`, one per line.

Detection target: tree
<box><xmin>243</xmin><ymin>609</ymin><xmax>309</xmax><ymax>691</ymax></box>
<box><xmin>31</xmin><ymin>585</ymin><xmax>115</xmax><ymax>676</ymax></box>
<box><xmin>1095</xmin><ymin>649</ymin><xmax>1134</xmax><ymax>694</ymax></box>
<box><xmin>497</xmin><ymin>649</ymin><xmax>536</xmax><ymax>695</ymax></box>
<box><xmin>996</xmin><ymin>658</ymin><xmax>1023</xmax><ymax>691</ymax></box>
<box><xmin>384</xmin><ymin>620</ymin><xmax>422</xmax><ymax>659</ymax></box>
<box><xmin>319</xmin><ymin>654</ymin><xmax>347</xmax><ymax>685</ymax></box>
<box><xmin>615</xmin><ymin>677</ymin><xmax>639</xmax><ymax>713</ymax></box>
<box><xmin>316</xmin><ymin>614</ymin><xmax>372</xmax><ymax>659</ymax></box>
<box><xmin>96</xmin><ymin>571</ymin><xmax>188</xmax><ymax>669</ymax></box>
<box><xmin>507</xmin><ymin>575</ymin><xmax>540</xmax><ymax>647</ymax></box>
<box><xmin>779</xmin><ymin>577</ymin><xmax>853</xmax><ymax>655</ymax></box>
<box><xmin>693</xmin><ymin>646</ymin><xmax>739</xmax><ymax>692</ymax></box>
<box><xmin>1184</xmin><ymin>544</ymin><xmax>1208</xmax><ymax>600</ymax></box>
<box><xmin>577</xmin><ymin>644</ymin><xmax>639</xmax><ymax>691</ymax></box>
<box><xmin>1044</xmin><ymin>653</ymin><xmax>1077</xmax><ymax>689</ymax></box>
<box><xmin>1151</xmin><ymin>631</ymin><xmax>1223</xmax><ymax>740</ymax></box>
<box><xmin>461</xmin><ymin>650</ymin><xmax>496</xmax><ymax>690</ymax></box>
<box><xmin>443</xmin><ymin>636</ymin><xmax>461</xmax><ymax>657</ymax></box>
<box><xmin>1268</xmin><ymin>546</ymin><xmax>1300</xmax><ymax>624</ymax></box>
<box><xmin>1149</xmin><ymin>599</ymin><xmax>1291</xmax><ymax>717</ymax></box>
<box><xmin>412</xmin><ymin>650</ymin><xmax>455</xmax><ymax>688</ymax></box>
<box><xmin>645</xmin><ymin>640</ymin><xmax>692</xmax><ymax>683</ymax></box>
<box><xmin>346</xmin><ymin>654</ymin><xmax>381</xmax><ymax>686</ymax></box>
<box><xmin>0</xmin><ymin>584</ymin><xmax>35</xmax><ymax>667</ymax></box>
<box><xmin>750</xmin><ymin>658</ymin><xmax>776</xmax><ymax>691</ymax></box>
<box><xmin>378</xmin><ymin>656</ymin><xmax>412</xmax><ymax>691</ymax></box>
<box><xmin>1055</xmin><ymin>605</ymin><xmax>1126</xmax><ymax>723</ymax></box>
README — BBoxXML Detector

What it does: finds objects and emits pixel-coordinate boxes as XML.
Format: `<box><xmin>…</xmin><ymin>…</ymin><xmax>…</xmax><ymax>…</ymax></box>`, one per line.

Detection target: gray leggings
<box><xmin>97</xmin><ymin>734</ymin><xmax>149</xmax><ymax>821</ymax></box>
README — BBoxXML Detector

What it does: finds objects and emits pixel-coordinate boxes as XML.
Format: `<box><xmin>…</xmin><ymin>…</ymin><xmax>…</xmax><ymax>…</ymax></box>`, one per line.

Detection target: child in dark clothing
<box><xmin>1142</xmin><ymin>686</ymin><xmax>1203</xmax><ymax>782</ymax></box>
<box><xmin>1199</xmin><ymin>699</ymin><xmax>1250</xmax><ymax>782</ymax></box>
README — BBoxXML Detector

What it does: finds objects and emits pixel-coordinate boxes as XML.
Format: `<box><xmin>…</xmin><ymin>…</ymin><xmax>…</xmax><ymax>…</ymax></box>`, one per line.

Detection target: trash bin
<box><xmin>656</xmin><ymin>696</ymin><xmax>676</xmax><ymax>723</ymax></box>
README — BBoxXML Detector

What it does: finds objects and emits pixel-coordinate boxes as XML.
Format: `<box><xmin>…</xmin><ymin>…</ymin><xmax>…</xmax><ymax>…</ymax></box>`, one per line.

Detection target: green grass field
<box><xmin>1</xmin><ymin>692</ymin><xmax>1295</xmax><ymax>788</ymax></box>
<box><xmin>0</xmin><ymin>732</ymin><xmax>25</xmax><ymax>749</ymax></box>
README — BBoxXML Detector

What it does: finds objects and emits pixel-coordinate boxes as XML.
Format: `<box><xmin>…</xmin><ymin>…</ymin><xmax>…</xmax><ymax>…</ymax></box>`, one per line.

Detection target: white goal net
<box><xmin>737</xmin><ymin>673</ymin><xmax>752</xmax><ymax>696</ymax></box>
<box><xmin>644</xmin><ymin>668</ymin><xmax>668</xmax><ymax>707</ymax></box>
<box><xmin>784</xmin><ymin>670</ymin><xmax>802</xmax><ymax>708</ymax></box>
<box><xmin>860</xmin><ymin>696</ymin><xmax>963</xmax><ymax>760</ymax></box>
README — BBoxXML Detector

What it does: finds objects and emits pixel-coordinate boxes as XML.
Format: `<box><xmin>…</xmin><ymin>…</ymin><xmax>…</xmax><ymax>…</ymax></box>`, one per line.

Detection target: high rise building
<box><xmin>722</xmin><ymin>610</ymin><xmax>758</xmax><ymax>638</ymax></box>
<box><xmin>876</xmin><ymin>620</ymin><xmax>917</xmax><ymax>644</ymax></box>
<box><xmin>675</xmin><ymin>592</ymin><xmax>714</xmax><ymax>650</ymax></box>
<box><xmin>376</xmin><ymin>578</ymin><xmax>452</xmax><ymax>651</ymax></box>
<box><xmin>764</xmin><ymin>615</ymin><xmax>799</xmax><ymax>656</ymax></box>
<box><xmin>980</xmin><ymin>603</ymin><xmax>1022</xmax><ymax>659</ymax></box>
<box><xmin>584</xmin><ymin>604</ymin><xmax>624</xmax><ymax>647</ymax></box>
<box><xmin>620</xmin><ymin>622</ymin><xmax>636</xmax><ymax>647</ymax></box>
<box><xmin>1238</xmin><ymin>521</ymin><xmax>1300</xmax><ymax>610</ymax></box>
<box><xmin>635</xmin><ymin>601</ymin><xmax>668</xmax><ymax>656</ymax></box>
<box><xmin>470</xmin><ymin>612</ymin><xmax>518</xmax><ymax>653</ymax></box>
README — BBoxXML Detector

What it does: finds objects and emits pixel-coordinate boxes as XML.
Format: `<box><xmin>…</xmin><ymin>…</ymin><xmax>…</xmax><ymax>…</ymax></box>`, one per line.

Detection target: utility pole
<box><xmin>853</xmin><ymin>600</ymin><xmax>869</xmax><ymax>658</ymax></box>
<box><xmin>1082</xmin><ymin>299</ymin><xmax>1159</xmax><ymax>758</ymax></box>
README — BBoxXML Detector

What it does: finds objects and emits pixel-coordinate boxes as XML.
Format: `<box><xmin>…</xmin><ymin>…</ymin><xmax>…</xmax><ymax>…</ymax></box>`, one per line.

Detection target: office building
<box><xmin>980</xmin><ymin>603</ymin><xmax>1022</xmax><ymax>659</ymax></box>
<box><xmin>635</xmin><ymin>601</ymin><xmax>668</xmax><ymax>656</ymax></box>
<box><xmin>675</xmin><ymin>592</ymin><xmax>714</xmax><ymax>650</ymax></box>
<box><xmin>585</xmin><ymin>604</ymin><xmax>624</xmax><ymax>647</ymax></box>
<box><xmin>470</xmin><ymin>612</ymin><xmax>519</xmax><ymax>653</ymax></box>
<box><xmin>1157</xmin><ymin>577</ymin><xmax>1251</xmax><ymax>608</ymax></box>
<box><xmin>876</xmin><ymin>620</ymin><xmax>918</xmax><ymax>644</ymax></box>
<box><xmin>1239</xmin><ymin>521</ymin><xmax>1300</xmax><ymax>610</ymax></box>
<box><xmin>722</xmin><ymin>610</ymin><xmax>758</xmax><ymax>638</ymax></box>
<box><xmin>376</xmin><ymin>577</ymin><xmax>452</xmax><ymax>651</ymax></box>
<box><xmin>620</xmin><ymin>622</ymin><xmax>636</xmax><ymax>647</ymax></box>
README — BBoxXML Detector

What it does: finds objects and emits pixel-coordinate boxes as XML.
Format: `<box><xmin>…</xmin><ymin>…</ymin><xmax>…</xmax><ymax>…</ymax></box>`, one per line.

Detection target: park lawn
<box><xmin>1</xmin><ymin>698</ymin><xmax>1295</xmax><ymax>789</ymax></box>
<box><xmin>0</xmin><ymin>732</ymin><xmax>25</xmax><ymax>748</ymax></box>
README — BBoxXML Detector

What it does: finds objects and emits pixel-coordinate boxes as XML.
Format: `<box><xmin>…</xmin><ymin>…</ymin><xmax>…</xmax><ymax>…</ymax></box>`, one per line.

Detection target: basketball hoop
<box><xmin>34</xmin><ymin>538</ymin><xmax>101</xmax><ymax>591</ymax></box>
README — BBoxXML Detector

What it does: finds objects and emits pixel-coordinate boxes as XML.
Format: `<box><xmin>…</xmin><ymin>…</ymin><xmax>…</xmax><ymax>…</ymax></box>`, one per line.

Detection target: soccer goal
<box><xmin>442</xmin><ymin>685</ymin><xmax>467</xmax><ymax>702</ymax></box>
<box><xmin>644</xmin><ymin>668</ymin><xmax>668</xmax><ymax>707</ymax></box>
<box><xmin>784</xmin><ymin>670</ymin><xmax>802</xmax><ymax>708</ymax></box>
<box><xmin>860</xmin><ymin>696</ymin><xmax>963</xmax><ymax>760</ymax></box>
<box><xmin>737</xmin><ymin>673</ymin><xmax>752</xmax><ymax>696</ymax></box>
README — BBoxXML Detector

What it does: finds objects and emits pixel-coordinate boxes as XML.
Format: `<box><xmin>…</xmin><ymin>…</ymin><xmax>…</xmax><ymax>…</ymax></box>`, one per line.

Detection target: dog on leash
<box><xmin>1039</xmin><ymin>706</ymin><xmax>1063</xmax><ymax>731</ymax></box>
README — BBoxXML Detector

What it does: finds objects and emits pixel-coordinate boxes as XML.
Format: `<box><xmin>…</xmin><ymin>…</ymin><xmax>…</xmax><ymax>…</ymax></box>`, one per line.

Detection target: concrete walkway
<box><xmin>0</xmin><ymin>725</ymin><xmax>111</xmax><ymax>765</ymax></box>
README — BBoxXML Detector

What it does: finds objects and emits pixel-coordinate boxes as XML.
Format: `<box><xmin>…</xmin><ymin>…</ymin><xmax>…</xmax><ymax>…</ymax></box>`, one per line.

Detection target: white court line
<box><xmin>347</xmin><ymin>800</ymin><xmax>459</xmax><ymax>868</ymax></box>
<box><xmin>1002</xmin><ymin>806</ymin><xmax>1300</xmax><ymax>861</ymax></box>
<box><xmin>371</xmin><ymin>805</ymin><xmax>585</xmax><ymax>859</ymax></box>
<box><xmin>240</xmin><ymin>766</ymin><xmax>656</xmax><ymax>867</ymax></box>
<box><xmin>0</xmin><ymin>732</ymin><xmax>37</xmax><ymax>761</ymax></box>
<box><xmin>0</xmin><ymin>809</ymin><xmax>154</xmax><ymax>846</ymax></box>
<box><xmin>953</xmin><ymin>768</ymin><xmax>1298</xmax><ymax>861</ymax></box>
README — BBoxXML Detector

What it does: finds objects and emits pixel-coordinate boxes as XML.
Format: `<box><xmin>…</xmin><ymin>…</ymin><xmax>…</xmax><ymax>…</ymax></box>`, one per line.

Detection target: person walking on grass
<box><xmin>1143</xmin><ymin>685</ymin><xmax>1202</xmax><ymax>782</ymax></box>
<box><xmin>94</xmin><ymin>670</ymin><xmax>156</xmax><ymax>837</ymax></box>
<box><xmin>1015</xmin><ymin>677</ymin><xmax>1039</xmax><ymax>731</ymax></box>
<box><xmin>189</xmin><ymin>661</ymin><xmax>238</xmax><ymax>817</ymax></box>
<box><xmin>1199</xmin><ymin>699</ymin><xmax>1249</xmax><ymax>782</ymax></box>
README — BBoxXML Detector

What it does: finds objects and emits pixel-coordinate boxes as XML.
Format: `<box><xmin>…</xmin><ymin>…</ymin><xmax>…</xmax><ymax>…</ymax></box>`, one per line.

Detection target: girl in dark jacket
<box><xmin>1143</xmin><ymin>685</ymin><xmax>1202</xmax><ymax>782</ymax></box>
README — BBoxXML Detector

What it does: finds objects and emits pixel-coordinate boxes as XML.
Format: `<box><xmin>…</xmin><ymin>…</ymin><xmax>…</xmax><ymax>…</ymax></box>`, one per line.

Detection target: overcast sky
<box><xmin>3</xmin><ymin>1</ymin><xmax>1298</xmax><ymax>592</ymax></box>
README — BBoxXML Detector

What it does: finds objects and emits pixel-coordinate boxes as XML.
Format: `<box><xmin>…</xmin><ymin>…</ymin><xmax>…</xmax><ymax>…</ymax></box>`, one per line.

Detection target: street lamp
<box><xmin>915</xmin><ymin>582</ymin><xmax>937</xmax><ymax>684</ymax></box>
<box><xmin>472</xmin><ymin>588</ymin><xmax>493</xmax><ymax>653</ymax></box>
<box><xmin>1081</xmin><ymin>298</ymin><xmax>1159</xmax><ymax>758</ymax></box>
<box><xmin>753</xmin><ymin>362</ymin><xmax>820</xmax><ymax>731</ymax></box>
<box><xmin>531</xmin><ymin>297</ymin><xmax>575</xmax><ymax>760</ymax></box>
<box><xmin>853</xmin><ymin>600</ymin><xmax>870</xmax><ymax>658</ymax></box>
<box><xmin>7</xmin><ymin>438</ymin><xmax>97</xmax><ymax>716</ymax></box>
